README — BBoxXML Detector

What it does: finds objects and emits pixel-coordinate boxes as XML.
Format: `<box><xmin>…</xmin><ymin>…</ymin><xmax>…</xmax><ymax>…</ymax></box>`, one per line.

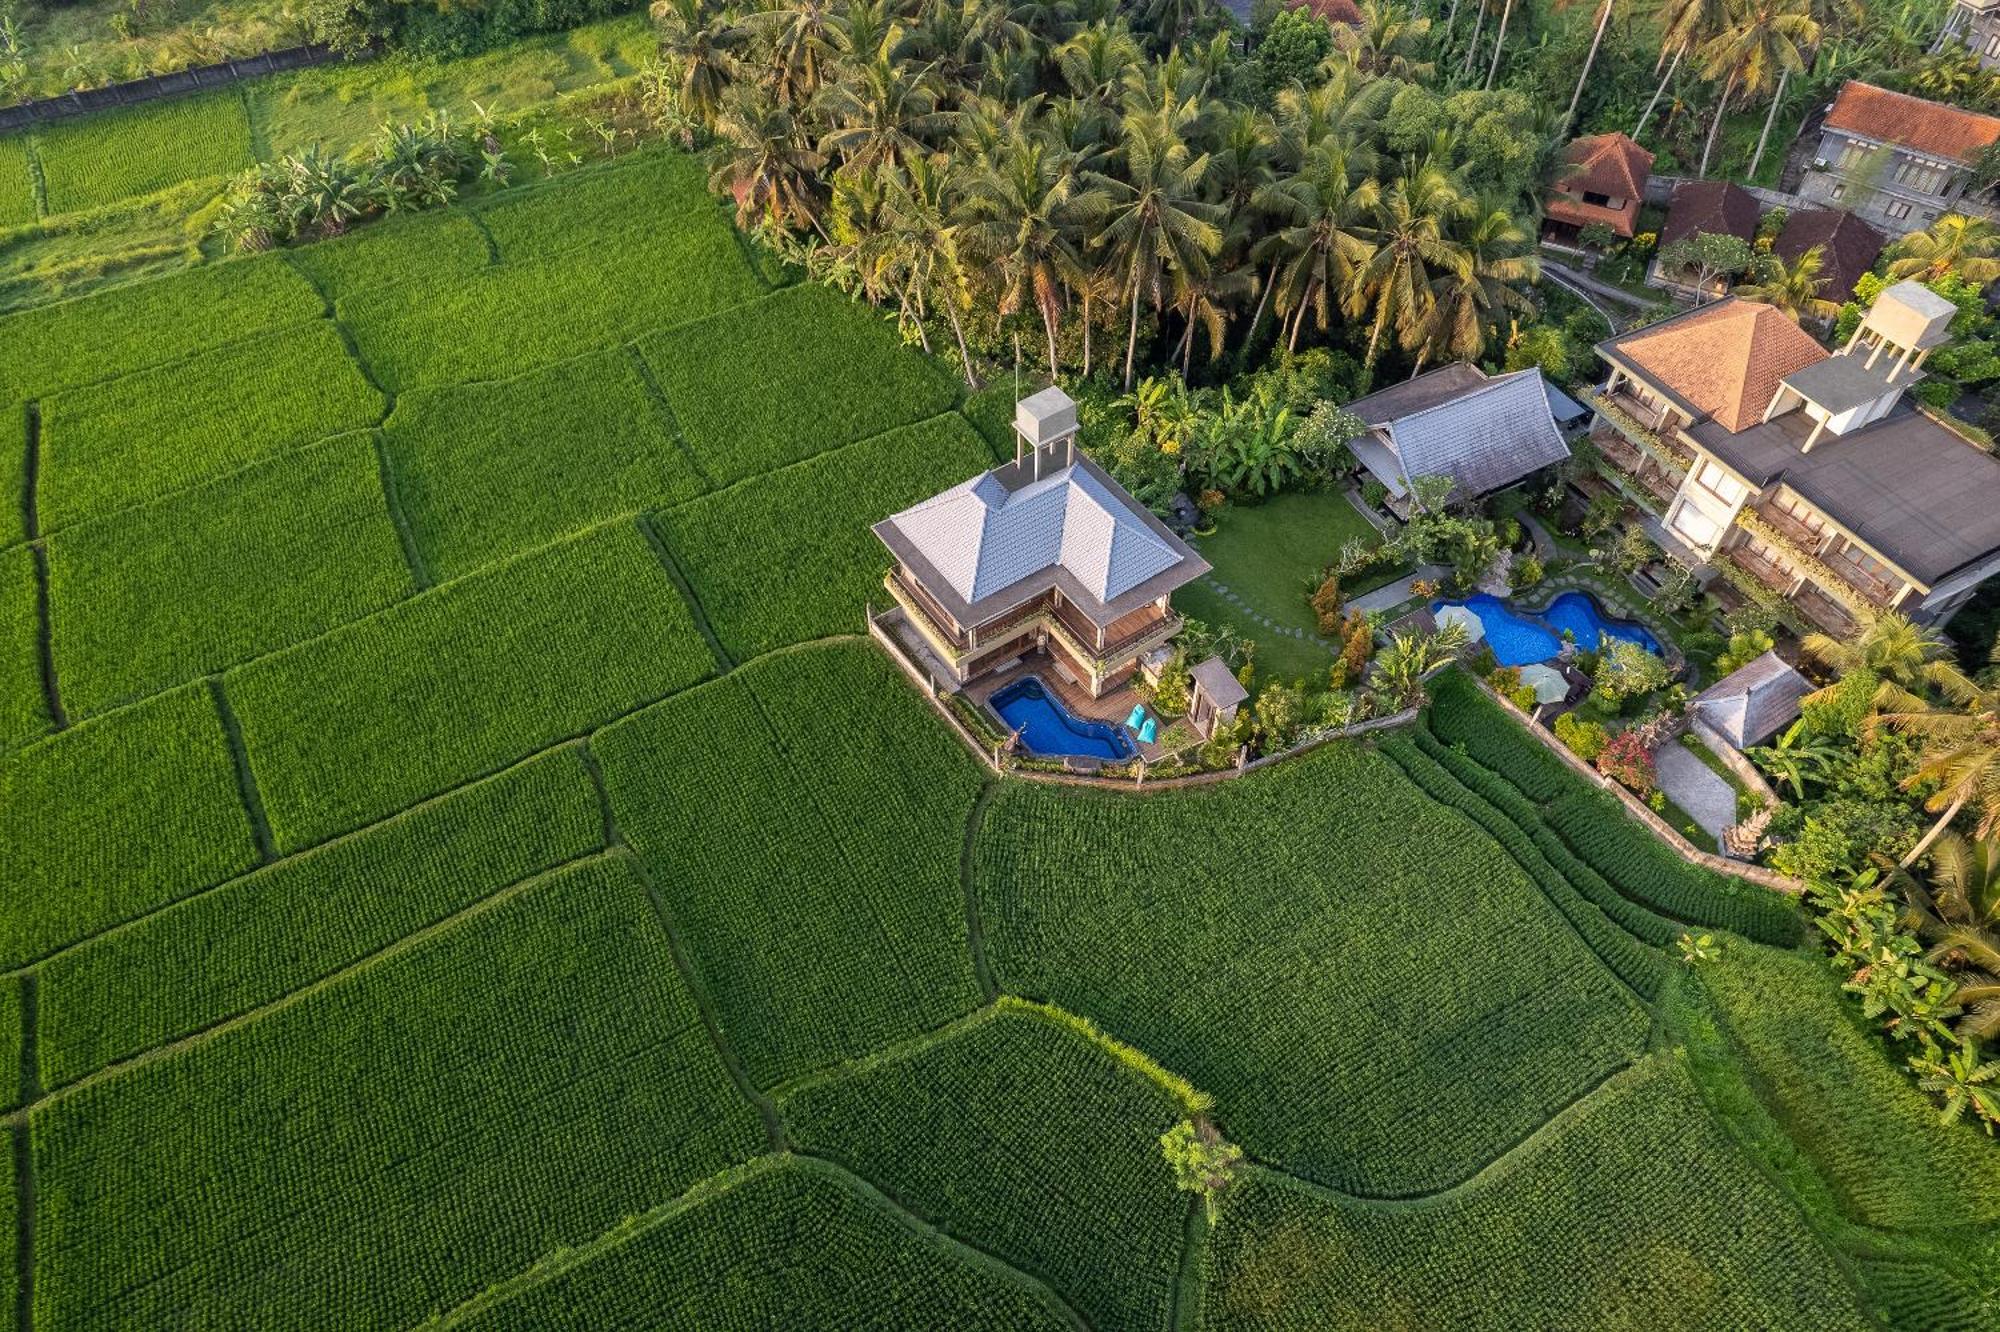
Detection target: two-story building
<box><xmin>1796</xmin><ymin>81</ymin><xmax>2000</xmax><ymax>233</ymax></box>
<box><xmin>1544</xmin><ymin>131</ymin><xmax>1654</xmax><ymax>247</ymax></box>
<box><xmin>1935</xmin><ymin>0</ymin><xmax>2000</xmax><ymax>70</ymax></box>
<box><xmin>1587</xmin><ymin>282</ymin><xmax>2000</xmax><ymax>633</ymax></box>
<box><xmin>872</xmin><ymin>387</ymin><xmax>1209</xmax><ymax>701</ymax></box>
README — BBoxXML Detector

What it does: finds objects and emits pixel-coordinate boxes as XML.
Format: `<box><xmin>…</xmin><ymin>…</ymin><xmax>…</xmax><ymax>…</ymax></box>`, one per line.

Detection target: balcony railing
<box><xmin>1732</xmin><ymin>510</ymin><xmax>1884</xmax><ymax>622</ymax></box>
<box><xmin>886</xmin><ymin>569</ymin><xmax>1178</xmax><ymax>673</ymax></box>
<box><xmin>1579</xmin><ymin>387</ymin><xmax>1693</xmax><ymax>476</ymax></box>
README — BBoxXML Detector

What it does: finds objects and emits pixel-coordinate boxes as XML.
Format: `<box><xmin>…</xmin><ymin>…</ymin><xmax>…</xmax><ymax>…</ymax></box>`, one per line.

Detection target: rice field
<box><xmin>0</xmin><ymin>139</ymin><xmax>1986</xmax><ymax>1330</ymax></box>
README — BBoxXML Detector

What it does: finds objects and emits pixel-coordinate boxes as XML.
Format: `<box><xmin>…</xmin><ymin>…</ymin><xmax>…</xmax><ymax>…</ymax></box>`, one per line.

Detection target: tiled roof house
<box><xmin>1589</xmin><ymin>284</ymin><xmax>2000</xmax><ymax>632</ymax></box>
<box><xmin>1546</xmin><ymin>132</ymin><xmax>1654</xmax><ymax>240</ymax></box>
<box><xmin>1771</xmin><ymin>207</ymin><xmax>1886</xmax><ymax>304</ymax></box>
<box><xmin>1797</xmin><ymin>81</ymin><xmax>2000</xmax><ymax>233</ymax></box>
<box><xmin>1346</xmin><ymin>365</ymin><xmax>1573</xmax><ymax>503</ymax></box>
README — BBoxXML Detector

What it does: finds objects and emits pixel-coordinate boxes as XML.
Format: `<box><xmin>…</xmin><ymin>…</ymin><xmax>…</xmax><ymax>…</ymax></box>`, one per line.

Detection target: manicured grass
<box><xmin>974</xmin><ymin>742</ymin><xmax>1649</xmax><ymax>1194</ymax></box>
<box><xmin>226</xmin><ymin>519</ymin><xmax>715</xmax><ymax>851</ymax></box>
<box><xmin>1178</xmin><ymin>488</ymin><xmax>1389</xmax><ymax>686</ymax></box>
<box><xmin>782</xmin><ymin>1005</ymin><xmax>1193</xmax><ymax>1332</ymax></box>
<box><xmin>32</xmin><ymin>853</ymin><xmax>765</xmax><ymax>1331</ymax></box>
<box><xmin>37</xmin><ymin>745</ymin><xmax>602</xmax><ymax>1088</ymax></box>
<box><xmin>384</xmin><ymin>346</ymin><xmax>706</xmax><ymax>580</ymax></box>
<box><xmin>0</xmin><ymin>135</ymin><xmax>36</xmax><ymax>228</ymax></box>
<box><xmin>0</xmin><ymin>545</ymin><xmax>45</xmax><ymax>752</ymax></box>
<box><xmin>338</xmin><ymin>207</ymin><xmax>763</xmax><ymax>392</ymax></box>
<box><xmin>284</xmin><ymin>208</ymin><xmax>493</xmax><ymax>303</ymax></box>
<box><xmin>476</xmin><ymin>150</ymin><xmax>714</xmax><ymax>261</ymax></box>
<box><xmin>46</xmin><ymin>435</ymin><xmax>413</xmax><ymax>717</ymax></box>
<box><xmin>0</xmin><ymin>683</ymin><xmax>257</xmax><ymax>967</ymax></box>
<box><xmin>1200</xmin><ymin>1054</ymin><xmax>1872</xmax><ymax>1331</ymax></box>
<box><xmin>33</xmin><ymin>92</ymin><xmax>254</xmax><ymax>217</ymax></box>
<box><xmin>457</xmin><ymin>1156</ymin><xmax>1076</xmax><ymax>1330</ymax></box>
<box><xmin>595</xmin><ymin>641</ymin><xmax>986</xmax><ymax>1089</ymax></box>
<box><xmin>652</xmin><ymin>414</ymin><xmax>993</xmax><ymax>662</ymax></box>
<box><xmin>638</xmin><ymin>283</ymin><xmax>961</xmax><ymax>484</ymax></box>
<box><xmin>0</xmin><ymin>255</ymin><xmax>322</xmax><ymax>403</ymax></box>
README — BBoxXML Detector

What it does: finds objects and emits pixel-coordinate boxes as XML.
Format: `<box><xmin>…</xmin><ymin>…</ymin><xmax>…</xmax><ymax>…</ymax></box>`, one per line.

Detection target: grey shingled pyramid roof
<box><xmin>1376</xmin><ymin>368</ymin><xmax>1573</xmax><ymax>497</ymax></box>
<box><xmin>1692</xmin><ymin>651</ymin><xmax>1810</xmax><ymax>748</ymax></box>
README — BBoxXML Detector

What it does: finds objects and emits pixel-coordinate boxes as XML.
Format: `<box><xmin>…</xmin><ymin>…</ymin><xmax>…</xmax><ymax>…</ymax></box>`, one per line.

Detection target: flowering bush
<box><xmin>1596</xmin><ymin>730</ymin><xmax>1655</xmax><ymax>796</ymax></box>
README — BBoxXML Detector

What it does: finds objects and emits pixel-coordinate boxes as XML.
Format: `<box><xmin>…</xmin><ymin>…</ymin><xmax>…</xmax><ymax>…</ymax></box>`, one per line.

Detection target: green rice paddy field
<box><xmin>1</xmin><ymin>145</ymin><xmax>1994</xmax><ymax>1329</ymax></box>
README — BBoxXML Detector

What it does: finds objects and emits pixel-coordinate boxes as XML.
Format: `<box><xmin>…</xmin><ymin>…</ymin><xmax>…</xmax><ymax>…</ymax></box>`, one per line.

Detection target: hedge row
<box><xmin>0</xmin><ymin>256</ymin><xmax>321</xmax><ymax>403</ymax></box>
<box><xmin>462</xmin><ymin>1156</ymin><xmax>1075</xmax><ymax>1330</ymax></box>
<box><xmin>638</xmin><ymin>283</ymin><xmax>960</xmax><ymax>486</ymax></box>
<box><xmin>475</xmin><ymin>150</ymin><xmax>713</xmax><ymax>262</ymax></box>
<box><xmin>0</xmin><ymin>683</ymin><xmax>257</xmax><ymax>967</ymax></box>
<box><xmin>33</xmin><ymin>92</ymin><xmax>254</xmax><ymax>217</ymax></box>
<box><xmin>227</xmin><ymin>518</ymin><xmax>714</xmax><ymax>851</ymax></box>
<box><xmin>285</xmin><ymin>208</ymin><xmax>493</xmax><ymax>304</ymax></box>
<box><xmin>47</xmin><ymin>435</ymin><xmax>414</xmax><ymax>719</ymax></box>
<box><xmin>384</xmin><ymin>345</ymin><xmax>706</xmax><ymax>580</ymax></box>
<box><xmin>32</xmin><ymin>854</ymin><xmax>766</xmax><ymax>1330</ymax></box>
<box><xmin>338</xmin><ymin>209</ymin><xmax>762</xmax><ymax>392</ymax></box>
<box><xmin>37</xmin><ymin>319</ymin><xmax>385</xmax><ymax>532</ymax></box>
<box><xmin>1</xmin><ymin>545</ymin><xmax>44</xmax><ymax>752</ymax></box>
<box><xmin>1199</xmin><ymin>1055</ymin><xmax>1875</xmax><ymax>1331</ymax></box>
<box><xmin>652</xmin><ymin>414</ymin><xmax>993</xmax><ymax>662</ymax></box>
<box><xmin>37</xmin><ymin>745</ymin><xmax>603</xmax><ymax>1088</ymax></box>
<box><xmin>594</xmin><ymin>641</ymin><xmax>985</xmax><ymax>1089</ymax></box>
<box><xmin>973</xmin><ymin>743</ymin><xmax>1648</xmax><ymax>1195</ymax></box>
<box><xmin>781</xmin><ymin>1007</ymin><xmax>1189</xmax><ymax>1332</ymax></box>
<box><xmin>1382</xmin><ymin>738</ymin><xmax>1670</xmax><ymax>1002</ymax></box>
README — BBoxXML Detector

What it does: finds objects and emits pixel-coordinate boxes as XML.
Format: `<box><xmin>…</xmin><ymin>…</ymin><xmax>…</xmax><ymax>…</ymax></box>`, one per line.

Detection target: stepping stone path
<box><xmin>1203</xmin><ymin>579</ymin><xmax>1337</xmax><ymax>653</ymax></box>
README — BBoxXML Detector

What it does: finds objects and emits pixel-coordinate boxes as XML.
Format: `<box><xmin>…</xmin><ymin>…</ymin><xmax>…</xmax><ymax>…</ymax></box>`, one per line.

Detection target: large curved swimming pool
<box><xmin>1435</xmin><ymin>591</ymin><xmax>1663</xmax><ymax>668</ymax></box>
<box><xmin>989</xmin><ymin>676</ymin><xmax>1136</xmax><ymax>761</ymax></box>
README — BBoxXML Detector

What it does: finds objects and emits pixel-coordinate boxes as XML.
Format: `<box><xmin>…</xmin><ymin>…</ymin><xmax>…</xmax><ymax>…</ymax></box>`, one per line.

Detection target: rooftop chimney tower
<box><xmin>1014</xmin><ymin>386</ymin><xmax>1080</xmax><ymax>479</ymax></box>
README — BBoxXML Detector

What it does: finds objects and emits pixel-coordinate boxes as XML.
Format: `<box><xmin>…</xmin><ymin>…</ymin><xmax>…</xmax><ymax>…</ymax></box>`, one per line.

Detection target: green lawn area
<box><xmin>1176</xmin><ymin>487</ymin><xmax>1391</xmax><ymax>686</ymax></box>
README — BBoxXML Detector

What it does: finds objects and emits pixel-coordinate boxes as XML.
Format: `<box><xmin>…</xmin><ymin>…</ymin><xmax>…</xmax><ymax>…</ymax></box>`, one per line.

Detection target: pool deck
<box><xmin>965</xmin><ymin>655</ymin><xmax>1184</xmax><ymax>764</ymax></box>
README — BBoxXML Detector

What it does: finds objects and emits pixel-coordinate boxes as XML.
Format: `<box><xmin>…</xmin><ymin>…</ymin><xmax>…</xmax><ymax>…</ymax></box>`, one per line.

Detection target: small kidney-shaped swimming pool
<box><xmin>1436</xmin><ymin>591</ymin><xmax>1662</xmax><ymax>668</ymax></box>
<box><xmin>989</xmin><ymin>676</ymin><xmax>1136</xmax><ymax>761</ymax></box>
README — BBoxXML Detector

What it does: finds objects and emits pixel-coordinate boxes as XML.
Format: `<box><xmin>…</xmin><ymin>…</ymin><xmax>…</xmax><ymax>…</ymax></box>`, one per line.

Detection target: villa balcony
<box><xmin>1724</xmin><ymin>540</ymin><xmax>1863</xmax><ymax>637</ymax></box>
<box><xmin>885</xmin><ymin>568</ymin><xmax>1181</xmax><ymax>692</ymax></box>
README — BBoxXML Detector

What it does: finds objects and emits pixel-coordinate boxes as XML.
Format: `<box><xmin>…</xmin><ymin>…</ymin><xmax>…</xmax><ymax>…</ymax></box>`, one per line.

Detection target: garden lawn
<box><xmin>781</xmin><ymin>1004</ymin><xmax>1194</xmax><ymax>1332</ymax></box>
<box><xmin>458</xmin><ymin>1156</ymin><xmax>1075</xmax><ymax>1330</ymax></box>
<box><xmin>1178</xmin><ymin>489</ymin><xmax>1388</xmax><ymax>686</ymax></box>
<box><xmin>594</xmin><ymin>641</ymin><xmax>986</xmax><ymax>1089</ymax></box>
<box><xmin>638</xmin><ymin>283</ymin><xmax>961</xmax><ymax>484</ymax></box>
<box><xmin>0</xmin><ymin>683</ymin><xmax>257</xmax><ymax>967</ymax></box>
<box><xmin>32</xmin><ymin>854</ymin><xmax>765</xmax><ymax>1331</ymax></box>
<box><xmin>0</xmin><ymin>134</ymin><xmax>35</xmax><ymax>228</ymax></box>
<box><xmin>974</xmin><ymin>742</ymin><xmax>1651</xmax><ymax>1194</ymax></box>
<box><xmin>46</xmin><ymin>436</ymin><xmax>413</xmax><ymax>718</ymax></box>
<box><xmin>36</xmin><ymin>746</ymin><xmax>602</xmax><ymax>1088</ymax></box>
<box><xmin>384</xmin><ymin>346</ymin><xmax>707</xmax><ymax>580</ymax></box>
<box><xmin>1199</xmin><ymin>1054</ymin><xmax>1870</xmax><ymax>1331</ymax></box>
<box><xmin>337</xmin><ymin>207</ymin><xmax>762</xmax><ymax>392</ymax></box>
<box><xmin>226</xmin><ymin>519</ymin><xmax>715</xmax><ymax>851</ymax></box>
<box><xmin>33</xmin><ymin>92</ymin><xmax>255</xmax><ymax>216</ymax></box>
<box><xmin>652</xmin><ymin>414</ymin><xmax>992</xmax><ymax>662</ymax></box>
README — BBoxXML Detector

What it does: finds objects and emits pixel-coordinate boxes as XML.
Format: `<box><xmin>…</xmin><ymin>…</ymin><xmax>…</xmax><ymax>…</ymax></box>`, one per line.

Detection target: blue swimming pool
<box><xmin>1436</xmin><ymin>591</ymin><xmax>1663</xmax><ymax>667</ymax></box>
<box><xmin>990</xmin><ymin>677</ymin><xmax>1136</xmax><ymax>761</ymax></box>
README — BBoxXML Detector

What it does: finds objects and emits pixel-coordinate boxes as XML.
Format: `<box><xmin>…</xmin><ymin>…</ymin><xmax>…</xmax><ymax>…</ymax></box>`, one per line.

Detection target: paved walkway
<box><xmin>1655</xmin><ymin>741</ymin><xmax>1736</xmax><ymax>843</ymax></box>
<box><xmin>1349</xmin><ymin>564</ymin><xmax>1450</xmax><ymax>614</ymax></box>
<box><xmin>1540</xmin><ymin>259</ymin><xmax>1665</xmax><ymax>334</ymax></box>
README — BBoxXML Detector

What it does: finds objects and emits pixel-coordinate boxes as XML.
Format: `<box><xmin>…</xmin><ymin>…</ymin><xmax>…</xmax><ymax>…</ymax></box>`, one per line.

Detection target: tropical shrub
<box><xmin>1596</xmin><ymin>730</ymin><xmax>1656</xmax><ymax>796</ymax></box>
<box><xmin>1555</xmin><ymin>712</ymin><xmax>1610</xmax><ymax>761</ymax></box>
<box><xmin>1594</xmin><ymin>638</ymin><xmax>1669</xmax><ymax>704</ymax></box>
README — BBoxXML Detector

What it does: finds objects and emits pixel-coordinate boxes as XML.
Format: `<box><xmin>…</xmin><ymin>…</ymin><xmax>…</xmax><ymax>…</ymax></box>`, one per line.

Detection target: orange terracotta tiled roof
<box><xmin>1546</xmin><ymin>132</ymin><xmax>1654</xmax><ymax>237</ymax></box>
<box><xmin>1284</xmin><ymin>0</ymin><xmax>1363</xmax><ymax>24</ymax></box>
<box><xmin>1606</xmin><ymin>298</ymin><xmax>1829</xmax><ymax>433</ymax></box>
<box><xmin>1824</xmin><ymin>80</ymin><xmax>2000</xmax><ymax>162</ymax></box>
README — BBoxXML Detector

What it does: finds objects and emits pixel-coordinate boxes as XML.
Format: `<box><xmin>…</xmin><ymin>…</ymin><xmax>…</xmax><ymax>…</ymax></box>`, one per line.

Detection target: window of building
<box><xmin>1833</xmin><ymin>541</ymin><xmax>1896</xmax><ymax>587</ymax></box>
<box><xmin>1985</xmin><ymin>32</ymin><xmax>2000</xmax><ymax>55</ymax></box>
<box><xmin>1893</xmin><ymin>159</ymin><xmax>1949</xmax><ymax>195</ymax></box>
<box><xmin>1695</xmin><ymin>459</ymin><xmax>1746</xmax><ymax>503</ymax></box>
<box><xmin>1836</xmin><ymin>140</ymin><xmax>1868</xmax><ymax>169</ymax></box>
<box><xmin>1886</xmin><ymin>198</ymin><xmax>1913</xmax><ymax>220</ymax></box>
<box><xmin>1671</xmin><ymin>503</ymin><xmax>1722</xmax><ymax>548</ymax></box>
<box><xmin>1582</xmin><ymin>190</ymin><xmax>1611</xmax><ymax>206</ymax></box>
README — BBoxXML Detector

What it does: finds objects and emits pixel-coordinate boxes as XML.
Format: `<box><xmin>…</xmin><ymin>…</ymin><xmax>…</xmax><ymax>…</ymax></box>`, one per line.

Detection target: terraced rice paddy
<box><xmin>1</xmin><ymin>143</ymin><xmax>1992</xmax><ymax>1329</ymax></box>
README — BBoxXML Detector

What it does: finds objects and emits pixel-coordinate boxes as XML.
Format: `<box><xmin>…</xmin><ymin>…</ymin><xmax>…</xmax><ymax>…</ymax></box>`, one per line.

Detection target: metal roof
<box><xmin>1374</xmin><ymin>367</ymin><xmax>1574</xmax><ymax>497</ymax></box>
<box><xmin>1692</xmin><ymin>651</ymin><xmax>1810</xmax><ymax>748</ymax></box>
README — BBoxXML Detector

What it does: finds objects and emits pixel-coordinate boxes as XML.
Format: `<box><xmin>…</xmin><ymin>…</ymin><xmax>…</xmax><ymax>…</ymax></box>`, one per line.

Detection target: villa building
<box><xmin>1796</xmin><ymin>81</ymin><xmax>2000</xmax><ymax>233</ymax></box>
<box><xmin>872</xmin><ymin>387</ymin><xmax>1209</xmax><ymax>700</ymax></box>
<box><xmin>1346</xmin><ymin>364</ymin><xmax>1574</xmax><ymax>507</ymax></box>
<box><xmin>1588</xmin><ymin>282</ymin><xmax>2000</xmax><ymax>633</ymax></box>
<box><xmin>1770</xmin><ymin>207</ymin><xmax>1884</xmax><ymax>305</ymax></box>
<box><xmin>1935</xmin><ymin>0</ymin><xmax>2000</xmax><ymax>71</ymax></box>
<box><xmin>1648</xmin><ymin>179</ymin><xmax>1760</xmax><ymax>298</ymax></box>
<box><xmin>1544</xmin><ymin>131</ymin><xmax>1653</xmax><ymax>245</ymax></box>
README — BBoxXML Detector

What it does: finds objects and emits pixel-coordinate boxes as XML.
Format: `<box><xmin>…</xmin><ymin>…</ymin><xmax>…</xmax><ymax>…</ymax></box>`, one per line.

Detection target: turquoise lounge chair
<box><xmin>1126</xmin><ymin>705</ymin><xmax>1147</xmax><ymax>731</ymax></box>
<box><xmin>1138</xmin><ymin>717</ymin><xmax>1157</xmax><ymax>745</ymax></box>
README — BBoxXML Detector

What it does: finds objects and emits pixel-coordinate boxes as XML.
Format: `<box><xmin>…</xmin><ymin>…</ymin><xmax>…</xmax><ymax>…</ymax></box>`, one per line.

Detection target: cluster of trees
<box><xmin>653</xmin><ymin>0</ymin><xmax>1552</xmax><ymax>389</ymax></box>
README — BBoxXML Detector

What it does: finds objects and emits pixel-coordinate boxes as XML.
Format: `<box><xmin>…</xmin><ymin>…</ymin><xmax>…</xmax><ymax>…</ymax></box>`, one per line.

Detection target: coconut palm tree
<box><xmin>1803</xmin><ymin>610</ymin><xmax>1955</xmax><ymax>696</ymax></box>
<box><xmin>877</xmin><ymin>153</ymin><xmax>982</xmax><ymax>386</ymax></box>
<box><xmin>1252</xmin><ymin>137</ymin><xmax>1380</xmax><ymax>353</ymax></box>
<box><xmin>1095</xmin><ymin>120</ymin><xmax>1223</xmax><ymax>388</ymax></box>
<box><xmin>1694</xmin><ymin>0</ymin><xmax>1820</xmax><ymax>179</ymax></box>
<box><xmin>1334</xmin><ymin>1</ymin><xmax>1435</xmax><ymax>81</ymax></box>
<box><xmin>815</xmin><ymin>53</ymin><xmax>949</xmax><ymax>173</ymax></box>
<box><xmin>1886</xmin><ymin>830</ymin><xmax>2000</xmax><ymax>1043</ymax></box>
<box><xmin>708</xmin><ymin>87</ymin><xmax>829</xmax><ymax>234</ymax></box>
<box><xmin>1419</xmin><ymin>202</ymin><xmax>1538</xmax><ymax>370</ymax></box>
<box><xmin>961</xmin><ymin>133</ymin><xmax>1101</xmax><ymax>376</ymax></box>
<box><xmin>1560</xmin><ymin>0</ymin><xmax>1617</xmax><ymax>138</ymax></box>
<box><xmin>1483</xmin><ymin>0</ymin><xmax>1519</xmax><ymax>88</ymax></box>
<box><xmin>1347</xmin><ymin>159</ymin><xmax>1467</xmax><ymax>368</ymax></box>
<box><xmin>1877</xmin><ymin>664</ymin><xmax>2000</xmax><ymax>867</ymax></box>
<box><xmin>652</xmin><ymin>0</ymin><xmax>744</xmax><ymax>126</ymax></box>
<box><xmin>740</xmin><ymin>0</ymin><xmax>839</xmax><ymax>111</ymax></box>
<box><xmin>1637</xmin><ymin>0</ymin><xmax>1729</xmax><ymax>139</ymax></box>
<box><xmin>1734</xmin><ymin>245</ymin><xmax>1838</xmax><ymax>322</ymax></box>
<box><xmin>1886</xmin><ymin>214</ymin><xmax>2000</xmax><ymax>285</ymax></box>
